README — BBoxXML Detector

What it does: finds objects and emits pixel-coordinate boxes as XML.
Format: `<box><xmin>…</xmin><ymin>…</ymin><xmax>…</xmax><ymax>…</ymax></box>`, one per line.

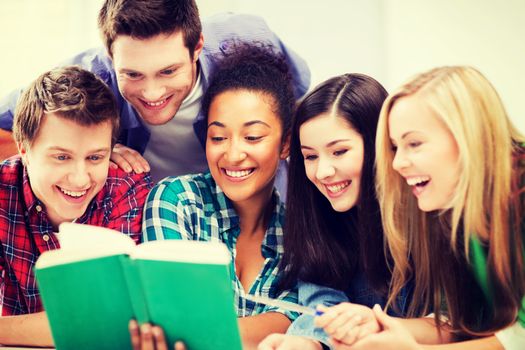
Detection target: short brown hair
<box><xmin>13</xmin><ymin>66</ymin><xmax>119</xmax><ymax>149</ymax></box>
<box><xmin>98</xmin><ymin>0</ymin><xmax>202</xmax><ymax>58</ymax></box>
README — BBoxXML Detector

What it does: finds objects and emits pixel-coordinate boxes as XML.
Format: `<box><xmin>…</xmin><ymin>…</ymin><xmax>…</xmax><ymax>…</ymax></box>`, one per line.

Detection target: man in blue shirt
<box><xmin>0</xmin><ymin>0</ymin><xmax>310</xmax><ymax>190</ymax></box>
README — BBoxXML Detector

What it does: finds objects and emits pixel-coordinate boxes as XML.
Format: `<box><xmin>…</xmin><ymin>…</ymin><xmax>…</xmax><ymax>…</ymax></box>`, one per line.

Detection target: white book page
<box><xmin>131</xmin><ymin>240</ymin><xmax>231</xmax><ymax>265</ymax></box>
<box><xmin>35</xmin><ymin>223</ymin><xmax>136</xmax><ymax>269</ymax></box>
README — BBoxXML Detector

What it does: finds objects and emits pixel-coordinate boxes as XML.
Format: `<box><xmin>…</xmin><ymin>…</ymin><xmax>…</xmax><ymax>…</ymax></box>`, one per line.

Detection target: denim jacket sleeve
<box><xmin>286</xmin><ymin>281</ymin><xmax>349</xmax><ymax>347</ymax></box>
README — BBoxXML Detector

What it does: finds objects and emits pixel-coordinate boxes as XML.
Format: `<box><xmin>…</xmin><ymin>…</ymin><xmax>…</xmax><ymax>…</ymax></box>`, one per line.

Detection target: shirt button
<box><xmin>43</xmin><ymin>234</ymin><xmax>50</xmax><ymax>242</ymax></box>
<box><xmin>36</xmin><ymin>205</ymin><xmax>42</xmax><ymax>212</ymax></box>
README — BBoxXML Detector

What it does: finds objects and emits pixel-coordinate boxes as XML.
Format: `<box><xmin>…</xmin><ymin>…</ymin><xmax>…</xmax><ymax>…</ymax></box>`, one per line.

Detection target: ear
<box><xmin>17</xmin><ymin>142</ymin><xmax>29</xmax><ymax>165</ymax></box>
<box><xmin>192</xmin><ymin>33</ymin><xmax>204</xmax><ymax>62</ymax></box>
<box><xmin>280</xmin><ymin>134</ymin><xmax>290</xmax><ymax>160</ymax></box>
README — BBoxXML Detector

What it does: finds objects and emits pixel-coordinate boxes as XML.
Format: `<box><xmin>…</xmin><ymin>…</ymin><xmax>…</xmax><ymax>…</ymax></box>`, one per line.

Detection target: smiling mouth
<box><xmin>140</xmin><ymin>95</ymin><xmax>172</xmax><ymax>109</ymax></box>
<box><xmin>223</xmin><ymin>168</ymin><xmax>255</xmax><ymax>179</ymax></box>
<box><xmin>57</xmin><ymin>186</ymin><xmax>88</xmax><ymax>198</ymax></box>
<box><xmin>325</xmin><ymin>180</ymin><xmax>351</xmax><ymax>194</ymax></box>
<box><xmin>406</xmin><ymin>176</ymin><xmax>431</xmax><ymax>196</ymax></box>
<box><xmin>406</xmin><ymin>176</ymin><xmax>430</xmax><ymax>188</ymax></box>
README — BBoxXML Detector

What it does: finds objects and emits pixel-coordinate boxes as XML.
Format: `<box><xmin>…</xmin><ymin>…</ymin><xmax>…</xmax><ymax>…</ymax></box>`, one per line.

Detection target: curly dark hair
<box><xmin>201</xmin><ymin>42</ymin><xmax>295</xmax><ymax>141</ymax></box>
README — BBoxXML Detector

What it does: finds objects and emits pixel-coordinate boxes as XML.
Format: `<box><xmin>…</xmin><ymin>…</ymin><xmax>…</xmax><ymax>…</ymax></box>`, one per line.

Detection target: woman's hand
<box><xmin>314</xmin><ymin>302</ymin><xmax>380</xmax><ymax>346</ymax></box>
<box><xmin>333</xmin><ymin>305</ymin><xmax>420</xmax><ymax>350</ymax></box>
<box><xmin>129</xmin><ymin>320</ymin><xmax>187</xmax><ymax>350</ymax></box>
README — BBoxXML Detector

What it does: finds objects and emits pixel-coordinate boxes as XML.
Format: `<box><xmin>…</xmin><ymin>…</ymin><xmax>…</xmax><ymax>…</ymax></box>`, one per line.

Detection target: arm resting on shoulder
<box><xmin>0</xmin><ymin>311</ymin><xmax>53</xmax><ymax>347</ymax></box>
<box><xmin>239</xmin><ymin>312</ymin><xmax>291</xmax><ymax>350</ymax></box>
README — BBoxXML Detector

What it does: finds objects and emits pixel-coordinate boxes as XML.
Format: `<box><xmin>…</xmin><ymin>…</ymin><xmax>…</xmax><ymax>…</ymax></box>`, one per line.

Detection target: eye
<box><xmin>408</xmin><ymin>141</ymin><xmax>422</xmax><ymax>148</ymax></box>
<box><xmin>333</xmin><ymin>149</ymin><xmax>348</xmax><ymax>157</ymax></box>
<box><xmin>55</xmin><ymin>154</ymin><xmax>69</xmax><ymax>161</ymax></box>
<box><xmin>303</xmin><ymin>154</ymin><xmax>318</xmax><ymax>161</ymax></box>
<box><xmin>160</xmin><ymin>69</ymin><xmax>175</xmax><ymax>76</ymax></box>
<box><xmin>210</xmin><ymin>136</ymin><xmax>226</xmax><ymax>142</ymax></box>
<box><xmin>87</xmin><ymin>154</ymin><xmax>104</xmax><ymax>161</ymax></box>
<box><xmin>245</xmin><ymin>136</ymin><xmax>262</xmax><ymax>142</ymax></box>
<box><xmin>125</xmin><ymin>72</ymin><xmax>142</xmax><ymax>80</ymax></box>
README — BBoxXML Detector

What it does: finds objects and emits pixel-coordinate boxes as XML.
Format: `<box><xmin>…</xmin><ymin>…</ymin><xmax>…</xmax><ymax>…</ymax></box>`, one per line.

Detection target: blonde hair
<box><xmin>376</xmin><ymin>66</ymin><xmax>525</xmax><ymax>336</ymax></box>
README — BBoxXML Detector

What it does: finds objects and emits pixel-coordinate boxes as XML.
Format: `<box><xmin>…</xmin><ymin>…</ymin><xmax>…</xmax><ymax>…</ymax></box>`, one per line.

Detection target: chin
<box><xmin>417</xmin><ymin>202</ymin><xmax>435</xmax><ymax>212</ymax></box>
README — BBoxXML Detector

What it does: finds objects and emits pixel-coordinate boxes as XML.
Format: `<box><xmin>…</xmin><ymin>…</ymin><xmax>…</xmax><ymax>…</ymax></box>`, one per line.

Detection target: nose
<box><xmin>224</xmin><ymin>139</ymin><xmax>247</xmax><ymax>163</ymax></box>
<box><xmin>141</xmin><ymin>79</ymin><xmax>166</xmax><ymax>101</ymax></box>
<box><xmin>315</xmin><ymin>156</ymin><xmax>335</xmax><ymax>180</ymax></box>
<box><xmin>392</xmin><ymin>149</ymin><xmax>410</xmax><ymax>172</ymax></box>
<box><xmin>68</xmin><ymin>161</ymin><xmax>90</xmax><ymax>188</ymax></box>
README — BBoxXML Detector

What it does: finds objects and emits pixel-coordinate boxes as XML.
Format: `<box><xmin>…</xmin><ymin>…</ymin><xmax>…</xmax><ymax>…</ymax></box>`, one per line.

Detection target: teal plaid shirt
<box><xmin>143</xmin><ymin>172</ymin><xmax>298</xmax><ymax>320</ymax></box>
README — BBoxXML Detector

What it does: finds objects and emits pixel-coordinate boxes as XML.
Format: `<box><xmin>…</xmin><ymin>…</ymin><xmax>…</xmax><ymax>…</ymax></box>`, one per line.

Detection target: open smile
<box><xmin>56</xmin><ymin>185</ymin><xmax>90</xmax><ymax>203</ymax></box>
<box><xmin>324</xmin><ymin>180</ymin><xmax>351</xmax><ymax>198</ymax></box>
<box><xmin>405</xmin><ymin>175</ymin><xmax>431</xmax><ymax>197</ymax></box>
<box><xmin>139</xmin><ymin>95</ymin><xmax>173</xmax><ymax>110</ymax></box>
<box><xmin>222</xmin><ymin>168</ymin><xmax>255</xmax><ymax>182</ymax></box>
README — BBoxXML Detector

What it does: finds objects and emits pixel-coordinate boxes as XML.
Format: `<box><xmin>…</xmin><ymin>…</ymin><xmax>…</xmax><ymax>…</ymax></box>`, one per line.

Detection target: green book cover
<box><xmin>35</xmin><ymin>223</ymin><xmax>242</xmax><ymax>350</ymax></box>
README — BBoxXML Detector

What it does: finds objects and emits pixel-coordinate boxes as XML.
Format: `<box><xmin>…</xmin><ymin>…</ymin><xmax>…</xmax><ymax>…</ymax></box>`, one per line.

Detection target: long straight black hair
<box><xmin>279</xmin><ymin>73</ymin><xmax>390</xmax><ymax>293</ymax></box>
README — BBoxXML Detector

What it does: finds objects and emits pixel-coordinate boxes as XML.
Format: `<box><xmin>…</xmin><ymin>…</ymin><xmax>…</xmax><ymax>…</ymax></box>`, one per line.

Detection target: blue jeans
<box><xmin>287</xmin><ymin>273</ymin><xmax>411</xmax><ymax>347</ymax></box>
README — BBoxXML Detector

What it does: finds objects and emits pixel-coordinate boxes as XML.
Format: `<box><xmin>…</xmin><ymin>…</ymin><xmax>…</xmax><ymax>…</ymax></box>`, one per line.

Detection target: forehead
<box><xmin>208</xmin><ymin>90</ymin><xmax>281</xmax><ymax>128</ymax></box>
<box><xmin>111</xmin><ymin>31</ymin><xmax>191</xmax><ymax>71</ymax></box>
<box><xmin>388</xmin><ymin>95</ymin><xmax>443</xmax><ymax>137</ymax></box>
<box><xmin>300</xmin><ymin>114</ymin><xmax>361</xmax><ymax>144</ymax></box>
<box><xmin>31</xmin><ymin>113</ymin><xmax>112</xmax><ymax>150</ymax></box>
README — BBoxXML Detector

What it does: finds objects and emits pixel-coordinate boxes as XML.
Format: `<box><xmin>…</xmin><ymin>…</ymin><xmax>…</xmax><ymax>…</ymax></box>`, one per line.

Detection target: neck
<box><xmin>233</xmin><ymin>189</ymin><xmax>274</xmax><ymax>237</ymax></box>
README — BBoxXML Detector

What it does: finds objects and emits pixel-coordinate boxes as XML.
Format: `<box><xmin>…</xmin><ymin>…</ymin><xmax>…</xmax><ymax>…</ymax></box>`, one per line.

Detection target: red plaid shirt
<box><xmin>0</xmin><ymin>156</ymin><xmax>152</xmax><ymax>315</ymax></box>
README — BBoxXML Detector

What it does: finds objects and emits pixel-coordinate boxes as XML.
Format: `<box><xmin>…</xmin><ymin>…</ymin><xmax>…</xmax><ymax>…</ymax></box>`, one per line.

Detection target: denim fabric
<box><xmin>287</xmin><ymin>272</ymin><xmax>412</xmax><ymax>348</ymax></box>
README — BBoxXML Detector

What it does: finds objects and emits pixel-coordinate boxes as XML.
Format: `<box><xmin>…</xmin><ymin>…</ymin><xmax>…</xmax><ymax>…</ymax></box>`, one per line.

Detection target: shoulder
<box><xmin>201</xmin><ymin>12</ymin><xmax>276</xmax><ymax>54</ymax></box>
<box><xmin>0</xmin><ymin>156</ymin><xmax>23</xmax><ymax>186</ymax></box>
<box><xmin>202</xmin><ymin>13</ymin><xmax>272</xmax><ymax>35</ymax></box>
<box><xmin>147</xmin><ymin>172</ymin><xmax>216</xmax><ymax>206</ymax></box>
<box><xmin>99</xmin><ymin>166</ymin><xmax>152</xmax><ymax>200</ymax></box>
<box><xmin>59</xmin><ymin>47</ymin><xmax>114</xmax><ymax>81</ymax></box>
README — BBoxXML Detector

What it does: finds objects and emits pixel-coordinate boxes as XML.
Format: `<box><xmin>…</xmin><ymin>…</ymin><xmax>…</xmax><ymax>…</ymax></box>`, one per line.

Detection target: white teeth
<box><xmin>326</xmin><ymin>181</ymin><xmax>350</xmax><ymax>193</ymax></box>
<box><xmin>145</xmin><ymin>99</ymin><xmax>166</xmax><ymax>107</ymax></box>
<box><xmin>406</xmin><ymin>176</ymin><xmax>430</xmax><ymax>186</ymax></box>
<box><xmin>225</xmin><ymin>169</ymin><xmax>253</xmax><ymax>178</ymax></box>
<box><xmin>59</xmin><ymin>187</ymin><xmax>87</xmax><ymax>197</ymax></box>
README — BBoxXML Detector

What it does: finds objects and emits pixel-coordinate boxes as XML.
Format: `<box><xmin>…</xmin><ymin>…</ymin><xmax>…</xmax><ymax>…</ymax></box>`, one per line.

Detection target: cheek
<box><xmin>205</xmin><ymin>145</ymin><xmax>222</xmax><ymax>164</ymax></box>
<box><xmin>94</xmin><ymin>167</ymin><xmax>109</xmax><ymax>186</ymax></box>
<box><xmin>303</xmin><ymin>161</ymin><xmax>317</xmax><ymax>184</ymax></box>
<box><xmin>118</xmin><ymin>80</ymin><xmax>137</xmax><ymax>97</ymax></box>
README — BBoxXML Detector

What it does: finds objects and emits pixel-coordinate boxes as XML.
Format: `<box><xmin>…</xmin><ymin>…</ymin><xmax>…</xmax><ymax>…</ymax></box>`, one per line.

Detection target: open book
<box><xmin>35</xmin><ymin>223</ymin><xmax>242</xmax><ymax>350</ymax></box>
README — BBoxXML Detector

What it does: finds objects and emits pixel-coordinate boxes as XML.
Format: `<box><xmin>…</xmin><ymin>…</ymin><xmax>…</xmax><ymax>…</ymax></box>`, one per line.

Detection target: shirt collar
<box><xmin>21</xmin><ymin>165</ymin><xmax>42</xmax><ymax>214</ymax></box>
<box><xmin>206</xmin><ymin>173</ymin><xmax>285</xmax><ymax>255</ymax></box>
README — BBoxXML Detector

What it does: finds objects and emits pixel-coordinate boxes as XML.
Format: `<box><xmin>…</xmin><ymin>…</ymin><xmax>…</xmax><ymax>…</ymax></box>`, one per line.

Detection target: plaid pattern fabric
<box><xmin>143</xmin><ymin>172</ymin><xmax>298</xmax><ymax>320</ymax></box>
<box><xmin>0</xmin><ymin>156</ymin><xmax>151</xmax><ymax>315</ymax></box>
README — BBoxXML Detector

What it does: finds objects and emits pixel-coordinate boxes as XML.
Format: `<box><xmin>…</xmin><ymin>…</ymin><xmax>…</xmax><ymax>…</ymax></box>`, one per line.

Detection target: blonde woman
<box><xmin>317</xmin><ymin>66</ymin><xmax>525</xmax><ymax>349</ymax></box>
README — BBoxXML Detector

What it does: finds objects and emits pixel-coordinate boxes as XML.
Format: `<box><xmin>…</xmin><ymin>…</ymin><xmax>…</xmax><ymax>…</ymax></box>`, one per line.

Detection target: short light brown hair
<box><xmin>98</xmin><ymin>0</ymin><xmax>202</xmax><ymax>58</ymax></box>
<box><xmin>13</xmin><ymin>66</ymin><xmax>119</xmax><ymax>149</ymax></box>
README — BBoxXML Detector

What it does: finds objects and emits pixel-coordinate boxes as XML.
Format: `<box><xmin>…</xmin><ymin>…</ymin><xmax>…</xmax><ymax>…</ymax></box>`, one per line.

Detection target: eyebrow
<box><xmin>48</xmin><ymin>147</ymin><xmax>110</xmax><ymax>153</ymax></box>
<box><xmin>391</xmin><ymin>131</ymin><xmax>420</xmax><ymax>143</ymax></box>
<box><xmin>300</xmin><ymin>139</ymin><xmax>351</xmax><ymax>150</ymax></box>
<box><xmin>207</xmin><ymin>120</ymin><xmax>271</xmax><ymax>128</ymax></box>
<box><xmin>119</xmin><ymin>63</ymin><xmax>182</xmax><ymax>74</ymax></box>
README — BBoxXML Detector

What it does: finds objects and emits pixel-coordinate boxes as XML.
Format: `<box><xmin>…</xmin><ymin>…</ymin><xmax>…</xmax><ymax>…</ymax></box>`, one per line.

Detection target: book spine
<box><xmin>120</xmin><ymin>256</ymin><xmax>151</xmax><ymax>324</ymax></box>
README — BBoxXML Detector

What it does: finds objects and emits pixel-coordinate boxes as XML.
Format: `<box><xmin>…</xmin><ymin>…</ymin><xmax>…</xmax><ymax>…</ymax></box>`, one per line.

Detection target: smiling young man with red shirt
<box><xmin>0</xmin><ymin>66</ymin><xmax>151</xmax><ymax>346</ymax></box>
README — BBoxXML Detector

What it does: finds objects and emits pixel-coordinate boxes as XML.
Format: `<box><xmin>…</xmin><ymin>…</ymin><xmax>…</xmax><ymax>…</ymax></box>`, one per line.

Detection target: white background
<box><xmin>0</xmin><ymin>0</ymin><xmax>523</xmax><ymax>132</ymax></box>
